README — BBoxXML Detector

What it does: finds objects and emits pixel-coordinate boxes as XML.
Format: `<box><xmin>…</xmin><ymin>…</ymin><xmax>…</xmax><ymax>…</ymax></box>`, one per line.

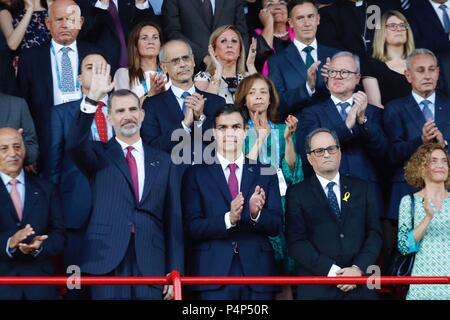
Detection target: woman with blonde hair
<box><xmin>195</xmin><ymin>25</ymin><xmax>257</xmax><ymax>104</ymax></box>
<box><xmin>398</xmin><ymin>143</ymin><xmax>450</xmax><ymax>300</ymax></box>
<box><xmin>362</xmin><ymin>10</ymin><xmax>415</xmax><ymax>108</ymax></box>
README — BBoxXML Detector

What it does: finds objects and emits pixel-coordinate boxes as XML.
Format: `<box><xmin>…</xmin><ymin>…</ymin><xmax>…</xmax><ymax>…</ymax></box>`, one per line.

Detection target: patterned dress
<box><xmin>194</xmin><ymin>71</ymin><xmax>244</xmax><ymax>104</ymax></box>
<box><xmin>12</xmin><ymin>10</ymin><xmax>51</xmax><ymax>49</ymax></box>
<box><xmin>398</xmin><ymin>194</ymin><xmax>450</xmax><ymax>300</ymax></box>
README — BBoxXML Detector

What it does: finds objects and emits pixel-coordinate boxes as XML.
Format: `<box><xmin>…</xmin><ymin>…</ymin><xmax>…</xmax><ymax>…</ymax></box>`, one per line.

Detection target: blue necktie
<box><xmin>337</xmin><ymin>102</ymin><xmax>350</xmax><ymax>121</ymax></box>
<box><xmin>302</xmin><ymin>46</ymin><xmax>314</xmax><ymax>69</ymax></box>
<box><xmin>181</xmin><ymin>91</ymin><xmax>191</xmax><ymax>114</ymax></box>
<box><xmin>400</xmin><ymin>0</ymin><xmax>410</xmax><ymax>11</ymax></box>
<box><xmin>439</xmin><ymin>4</ymin><xmax>450</xmax><ymax>33</ymax></box>
<box><xmin>326</xmin><ymin>181</ymin><xmax>341</xmax><ymax>220</ymax></box>
<box><xmin>60</xmin><ymin>47</ymin><xmax>75</xmax><ymax>92</ymax></box>
<box><xmin>420</xmin><ymin>100</ymin><xmax>433</xmax><ymax>121</ymax></box>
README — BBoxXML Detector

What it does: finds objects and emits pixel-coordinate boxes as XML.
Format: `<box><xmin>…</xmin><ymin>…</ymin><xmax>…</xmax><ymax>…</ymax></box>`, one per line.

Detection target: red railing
<box><xmin>0</xmin><ymin>273</ymin><xmax>448</xmax><ymax>300</ymax></box>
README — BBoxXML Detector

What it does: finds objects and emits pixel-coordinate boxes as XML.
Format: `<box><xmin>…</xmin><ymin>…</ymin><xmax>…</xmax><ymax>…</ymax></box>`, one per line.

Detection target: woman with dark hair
<box><xmin>235</xmin><ymin>73</ymin><xmax>302</xmax><ymax>299</ymax></box>
<box><xmin>398</xmin><ymin>143</ymin><xmax>450</xmax><ymax>300</ymax></box>
<box><xmin>0</xmin><ymin>0</ymin><xmax>50</xmax><ymax>51</ymax></box>
<box><xmin>113</xmin><ymin>21</ymin><xmax>168</xmax><ymax>103</ymax></box>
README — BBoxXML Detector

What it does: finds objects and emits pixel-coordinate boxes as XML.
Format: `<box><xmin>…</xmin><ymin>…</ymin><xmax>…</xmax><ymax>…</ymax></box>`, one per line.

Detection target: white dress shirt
<box><xmin>293</xmin><ymin>38</ymin><xmax>318</xmax><ymax>96</ymax></box>
<box><xmin>50</xmin><ymin>40</ymin><xmax>81</xmax><ymax>106</ymax></box>
<box><xmin>217</xmin><ymin>152</ymin><xmax>260</xmax><ymax>229</ymax></box>
<box><xmin>412</xmin><ymin>90</ymin><xmax>436</xmax><ymax>119</ymax></box>
<box><xmin>330</xmin><ymin>95</ymin><xmax>354</xmax><ymax>120</ymax></box>
<box><xmin>95</xmin><ymin>0</ymin><xmax>150</xmax><ymax>10</ymax></box>
<box><xmin>315</xmin><ymin>172</ymin><xmax>343</xmax><ymax>276</ymax></box>
<box><xmin>115</xmin><ymin>137</ymin><xmax>145</xmax><ymax>202</ymax></box>
<box><xmin>429</xmin><ymin>0</ymin><xmax>450</xmax><ymax>40</ymax></box>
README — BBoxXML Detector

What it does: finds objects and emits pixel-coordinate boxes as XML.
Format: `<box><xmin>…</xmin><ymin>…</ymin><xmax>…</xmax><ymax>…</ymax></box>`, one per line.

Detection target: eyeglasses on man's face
<box><xmin>385</xmin><ymin>23</ymin><xmax>408</xmax><ymax>31</ymax></box>
<box><xmin>309</xmin><ymin>145</ymin><xmax>340</xmax><ymax>157</ymax></box>
<box><xmin>163</xmin><ymin>54</ymin><xmax>193</xmax><ymax>66</ymax></box>
<box><xmin>327</xmin><ymin>69</ymin><xmax>358</xmax><ymax>79</ymax></box>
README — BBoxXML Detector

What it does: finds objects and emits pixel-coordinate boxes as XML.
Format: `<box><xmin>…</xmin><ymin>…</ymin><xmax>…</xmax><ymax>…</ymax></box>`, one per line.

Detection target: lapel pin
<box><xmin>343</xmin><ymin>192</ymin><xmax>350</xmax><ymax>202</ymax></box>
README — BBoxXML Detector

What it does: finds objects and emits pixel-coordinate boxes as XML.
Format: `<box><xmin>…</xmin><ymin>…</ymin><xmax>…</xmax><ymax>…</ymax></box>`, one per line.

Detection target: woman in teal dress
<box><xmin>235</xmin><ymin>73</ymin><xmax>303</xmax><ymax>299</ymax></box>
<box><xmin>398</xmin><ymin>143</ymin><xmax>450</xmax><ymax>300</ymax></box>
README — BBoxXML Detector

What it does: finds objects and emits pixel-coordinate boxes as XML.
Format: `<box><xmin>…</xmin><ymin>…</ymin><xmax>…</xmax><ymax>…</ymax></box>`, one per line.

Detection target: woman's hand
<box><xmin>423</xmin><ymin>197</ymin><xmax>435</xmax><ymax>219</ymax></box>
<box><xmin>208</xmin><ymin>44</ymin><xmax>223</xmax><ymax>77</ymax></box>
<box><xmin>284</xmin><ymin>115</ymin><xmax>298</xmax><ymax>141</ymax></box>
<box><xmin>148</xmin><ymin>72</ymin><xmax>167</xmax><ymax>97</ymax></box>
<box><xmin>251</xmin><ymin>110</ymin><xmax>270</xmax><ymax>142</ymax></box>
<box><xmin>258</xmin><ymin>8</ymin><xmax>273</xmax><ymax>28</ymax></box>
<box><xmin>246</xmin><ymin>37</ymin><xmax>258</xmax><ymax>75</ymax></box>
<box><xmin>25</xmin><ymin>0</ymin><xmax>34</xmax><ymax>11</ymax></box>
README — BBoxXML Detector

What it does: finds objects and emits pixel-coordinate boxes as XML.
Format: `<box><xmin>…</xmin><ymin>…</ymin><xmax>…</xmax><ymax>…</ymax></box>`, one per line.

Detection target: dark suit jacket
<box><xmin>77</xmin><ymin>0</ymin><xmax>157</xmax><ymax>74</ymax></box>
<box><xmin>297</xmin><ymin>98</ymin><xmax>388</xmax><ymax>183</ymax></box>
<box><xmin>67</xmin><ymin>111</ymin><xmax>184</xmax><ymax>277</ymax></box>
<box><xmin>285</xmin><ymin>174</ymin><xmax>382</xmax><ymax>300</ymax></box>
<box><xmin>383</xmin><ymin>92</ymin><xmax>450</xmax><ymax>218</ymax></box>
<box><xmin>182</xmin><ymin>160</ymin><xmax>283</xmax><ymax>292</ymax></box>
<box><xmin>50</xmin><ymin>99</ymin><xmax>93</xmax><ymax>229</ymax></box>
<box><xmin>0</xmin><ymin>94</ymin><xmax>38</xmax><ymax>164</ymax></box>
<box><xmin>406</xmin><ymin>0</ymin><xmax>450</xmax><ymax>55</ymax></box>
<box><xmin>0</xmin><ymin>174</ymin><xmax>65</xmax><ymax>299</ymax></box>
<box><xmin>162</xmin><ymin>0</ymin><xmax>248</xmax><ymax>67</ymax></box>
<box><xmin>0</xmin><ymin>50</ymin><xmax>17</xmax><ymax>96</ymax></box>
<box><xmin>268</xmin><ymin>42</ymin><xmax>338</xmax><ymax>118</ymax></box>
<box><xmin>17</xmin><ymin>41</ymin><xmax>93</xmax><ymax>177</ymax></box>
<box><xmin>141</xmin><ymin>88</ymin><xmax>225</xmax><ymax>157</ymax></box>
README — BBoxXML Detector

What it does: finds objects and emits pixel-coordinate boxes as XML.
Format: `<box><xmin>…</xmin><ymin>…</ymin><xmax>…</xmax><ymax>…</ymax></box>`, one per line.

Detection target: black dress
<box><xmin>362</xmin><ymin>57</ymin><xmax>411</xmax><ymax>106</ymax></box>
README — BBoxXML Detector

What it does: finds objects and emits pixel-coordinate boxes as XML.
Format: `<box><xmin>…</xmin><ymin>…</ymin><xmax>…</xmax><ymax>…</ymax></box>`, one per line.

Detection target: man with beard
<box><xmin>67</xmin><ymin>61</ymin><xmax>184</xmax><ymax>300</ymax></box>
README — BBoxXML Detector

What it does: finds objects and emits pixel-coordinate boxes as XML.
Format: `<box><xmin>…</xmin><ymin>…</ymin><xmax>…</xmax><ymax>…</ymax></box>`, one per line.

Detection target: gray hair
<box><xmin>406</xmin><ymin>48</ymin><xmax>438</xmax><ymax>70</ymax></box>
<box><xmin>305</xmin><ymin>128</ymin><xmax>340</xmax><ymax>154</ymax></box>
<box><xmin>159</xmin><ymin>39</ymin><xmax>193</xmax><ymax>63</ymax></box>
<box><xmin>331</xmin><ymin>51</ymin><xmax>360</xmax><ymax>74</ymax></box>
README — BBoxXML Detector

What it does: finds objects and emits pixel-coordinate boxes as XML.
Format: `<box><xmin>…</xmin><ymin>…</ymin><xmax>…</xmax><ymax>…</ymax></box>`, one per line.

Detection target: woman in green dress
<box><xmin>398</xmin><ymin>143</ymin><xmax>450</xmax><ymax>300</ymax></box>
<box><xmin>235</xmin><ymin>73</ymin><xmax>303</xmax><ymax>299</ymax></box>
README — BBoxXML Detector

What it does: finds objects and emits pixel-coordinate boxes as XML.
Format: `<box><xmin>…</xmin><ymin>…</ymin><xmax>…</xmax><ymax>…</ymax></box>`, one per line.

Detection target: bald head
<box><xmin>0</xmin><ymin>128</ymin><xmax>25</xmax><ymax>178</ymax></box>
<box><xmin>46</xmin><ymin>0</ymin><xmax>83</xmax><ymax>46</ymax></box>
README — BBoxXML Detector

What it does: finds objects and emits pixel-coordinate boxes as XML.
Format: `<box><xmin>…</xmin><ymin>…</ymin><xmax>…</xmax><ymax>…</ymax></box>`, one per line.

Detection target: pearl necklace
<box><xmin>273</xmin><ymin>31</ymin><xmax>289</xmax><ymax>38</ymax></box>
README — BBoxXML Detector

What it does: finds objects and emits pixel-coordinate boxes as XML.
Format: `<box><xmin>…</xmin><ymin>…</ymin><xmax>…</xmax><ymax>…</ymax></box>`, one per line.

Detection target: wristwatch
<box><xmin>85</xmin><ymin>96</ymin><xmax>98</xmax><ymax>106</ymax></box>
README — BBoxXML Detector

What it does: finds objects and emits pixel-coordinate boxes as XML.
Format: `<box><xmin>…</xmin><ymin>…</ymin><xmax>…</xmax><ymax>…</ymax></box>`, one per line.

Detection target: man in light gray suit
<box><xmin>0</xmin><ymin>94</ymin><xmax>39</xmax><ymax>168</ymax></box>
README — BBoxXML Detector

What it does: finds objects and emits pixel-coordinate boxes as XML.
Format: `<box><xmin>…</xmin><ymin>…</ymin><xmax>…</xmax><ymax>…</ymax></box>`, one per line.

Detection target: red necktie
<box><xmin>125</xmin><ymin>146</ymin><xmax>139</xmax><ymax>203</ymax></box>
<box><xmin>228</xmin><ymin>163</ymin><xmax>239</xmax><ymax>200</ymax></box>
<box><xmin>95</xmin><ymin>101</ymin><xmax>108</xmax><ymax>143</ymax></box>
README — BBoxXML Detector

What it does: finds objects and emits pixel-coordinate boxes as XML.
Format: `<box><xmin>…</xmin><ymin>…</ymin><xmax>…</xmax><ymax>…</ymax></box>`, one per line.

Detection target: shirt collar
<box><xmin>217</xmin><ymin>152</ymin><xmax>245</xmax><ymax>173</ymax></box>
<box><xmin>293</xmin><ymin>38</ymin><xmax>318</xmax><ymax>54</ymax></box>
<box><xmin>51</xmin><ymin>39</ymin><xmax>78</xmax><ymax>54</ymax></box>
<box><xmin>171</xmin><ymin>84</ymin><xmax>196</xmax><ymax>99</ymax></box>
<box><xmin>316</xmin><ymin>172</ymin><xmax>340</xmax><ymax>191</ymax></box>
<box><xmin>1</xmin><ymin>169</ymin><xmax>25</xmax><ymax>187</ymax></box>
<box><xmin>411</xmin><ymin>90</ymin><xmax>436</xmax><ymax>107</ymax></box>
<box><xmin>330</xmin><ymin>95</ymin><xmax>354</xmax><ymax>108</ymax></box>
<box><xmin>429</xmin><ymin>0</ymin><xmax>450</xmax><ymax>10</ymax></box>
<box><xmin>115</xmin><ymin>137</ymin><xmax>144</xmax><ymax>155</ymax></box>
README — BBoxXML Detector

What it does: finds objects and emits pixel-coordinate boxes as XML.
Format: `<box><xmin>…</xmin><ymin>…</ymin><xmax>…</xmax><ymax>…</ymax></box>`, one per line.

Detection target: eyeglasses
<box><xmin>385</xmin><ymin>23</ymin><xmax>409</xmax><ymax>31</ymax></box>
<box><xmin>309</xmin><ymin>145</ymin><xmax>340</xmax><ymax>157</ymax></box>
<box><xmin>163</xmin><ymin>54</ymin><xmax>193</xmax><ymax>66</ymax></box>
<box><xmin>327</xmin><ymin>69</ymin><xmax>358</xmax><ymax>79</ymax></box>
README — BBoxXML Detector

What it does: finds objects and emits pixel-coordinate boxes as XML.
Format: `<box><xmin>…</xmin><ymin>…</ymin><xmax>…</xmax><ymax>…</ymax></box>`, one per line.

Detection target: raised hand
<box><xmin>208</xmin><ymin>44</ymin><xmax>223</xmax><ymax>77</ymax></box>
<box><xmin>246</xmin><ymin>37</ymin><xmax>258</xmax><ymax>75</ymax></box>
<box><xmin>353</xmin><ymin>91</ymin><xmax>368</xmax><ymax>124</ymax></box>
<box><xmin>185</xmin><ymin>93</ymin><xmax>206</xmax><ymax>120</ymax></box>
<box><xmin>307</xmin><ymin>61</ymin><xmax>321</xmax><ymax>92</ymax></box>
<box><xmin>258</xmin><ymin>7</ymin><xmax>274</xmax><ymax>28</ymax></box>
<box><xmin>230</xmin><ymin>192</ymin><xmax>244</xmax><ymax>225</ymax></box>
<box><xmin>320</xmin><ymin>57</ymin><xmax>331</xmax><ymax>79</ymax></box>
<box><xmin>284</xmin><ymin>115</ymin><xmax>298</xmax><ymax>141</ymax></box>
<box><xmin>421</xmin><ymin>120</ymin><xmax>439</xmax><ymax>144</ymax></box>
<box><xmin>249</xmin><ymin>186</ymin><xmax>266</xmax><ymax>218</ymax></box>
<box><xmin>345</xmin><ymin>103</ymin><xmax>359</xmax><ymax>130</ymax></box>
<box><xmin>87</xmin><ymin>61</ymin><xmax>114</xmax><ymax>101</ymax></box>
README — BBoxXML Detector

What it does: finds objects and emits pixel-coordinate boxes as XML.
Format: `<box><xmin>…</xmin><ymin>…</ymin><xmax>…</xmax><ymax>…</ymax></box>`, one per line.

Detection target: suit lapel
<box><xmin>213</xmin><ymin>0</ymin><xmax>225</xmax><ymax>29</ymax></box>
<box><xmin>323</xmin><ymin>99</ymin><xmax>345</xmax><ymax>128</ymax></box>
<box><xmin>192</xmin><ymin>0</ymin><xmax>210</xmax><ymax>29</ymax></box>
<box><xmin>43</xmin><ymin>44</ymin><xmax>53</xmax><ymax>102</ymax></box>
<box><xmin>309</xmin><ymin>175</ymin><xmax>341</xmax><ymax>224</ymax></box>
<box><xmin>207</xmin><ymin>163</ymin><xmax>232</xmax><ymax>202</ymax></box>
<box><xmin>140</xmin><ymin>144</ymin><xmax>160</xmax><ymax>203</ymax></box>
<box><xmin>339</xmin><ymin>176</ymin><xmax>351</xmax><ymax>225</ymax></box>
<box><xmin>434</xmin><ymin>93</ymin><xmax>447</xmax><ymax>130</ymax></box>
<box><xmin>164</xmin><ymin>90</ymin><xmax>184</xmax><ymax>122</ymax></box>
<box><xmin>404</xmin><ymin>94</ymin><xmax>425</xmax><ymax>132</ymax></box>
<box><xmin>105</xmin><ymin>139</ymin><xmax>135</xmax><ymax>194</ymax></box>
<box><xmin>22</xmin><ymin>175</ymin><xmax>40</xmax><ymax>222</ymax></box>
<box><xmin>240</xmin><ymin>162</ymin><xmax>259</xmax><ymax>199</ymax></box>
<box><xmin>285</xmin><ymin>44</ymin><xmax>307</xmax><ymax>80</ymax></box>
<box><xmin>0</xmin><ymin>181</ymin><xmax>19</xmax><ymax>222</ymax></box>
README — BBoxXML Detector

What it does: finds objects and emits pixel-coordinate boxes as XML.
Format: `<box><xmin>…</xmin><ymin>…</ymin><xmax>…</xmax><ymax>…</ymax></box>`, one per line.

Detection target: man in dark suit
<box><xmin>49</xmin><ymin>52</ymin><xmax>113</xmax><ymax>274</ymax></box>
<box><xmin>297</xmin><ymin>51</ymin><xmax>388</xmax><ymax>195</ymax></box>
<box><xmin>182</xmin><ymin>104</ymin><xmax>282</xmax><ymax>300</ymax></box>
<box><xmin>0</xmin><ymin>94</ymin><xmax>38</xmax><ymax>166</ymax></box>
<box><xmin>162</xmin><ymin>0</ymin><xmax>248</xmax><ymax>68</ymax></box>
<box><xmin>77</xmin><ymin>0</ymin><xmax>157</xmax><ymax>73</ymax></box>
<box><xmin>384</xmin><ymin>48</ymin><xmax>450</xmax><ymax>221</ymax></box>
<box><xmin>141</xmin><ymin>39</ymin><xmax>225</xmax><ymax>163</ymax></box>
<box><xmin>268</xmin><ymin>0</ymin><xmax>338</xmax><ymax>119</ymax></box>
<box><xmin>0</xmin><ymin>127</ymin><xmax>65</xmax><ymax>300</ymax></box>
<box><xmin>406</xmin><ymin>0</ymin><xmax>450</xmax><ymax>56</ymax></box>
<box><xmin>286</xmin><ymin>128</ymin><xmax>382</xmax><ymax>300</ymax></box>
<box><xmin>18</xmin><ymin>0</ymin><xmax>92</xmax><ymax>177</ymax></box>
<box><xmin>67</xmin><ymin>61</ymin><xmax>184</xmax><ymax>300</ymax></box>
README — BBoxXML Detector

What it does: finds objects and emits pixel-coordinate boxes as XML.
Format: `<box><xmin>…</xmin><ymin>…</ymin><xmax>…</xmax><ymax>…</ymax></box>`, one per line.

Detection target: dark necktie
<box><xmin>439</xmin><ymin>4</ymin><xmax>450</xmax><ymax>33</ymax></box>
<box><xmin>203</xmin><ymin>0</ymin><xmax>214</xmax><ymax>29</ymax></box>
<box><xmin>94</xmin><ymin>101</ymin><xmax>108</xmax><ymax>143</ymax></box>
<box><xmin>302</xmin><ymin>46</ymin><xmax>314</xmax><ymax>69</ymax></box>
<box><xmin>108</xmin><ymin>1</ymin><xmax>128</xmax><ymax>67</ymax></box>
<box><xmin>400</xmin><ymin>0</ymin><xmax>410</xmax><ymax>11</ymax></box>
<box><xmin>420</xmin><ymin>100</ymin><xmax>433</xmax><ymax>121</ymax></box>
<box><xmin>337</xmin><ymin>102</ymin><xmax>350</xmax><ymax>121</ymax></box>
<box><xmin>326</xmin><ymin>181</ymin><xmax>341</xmax><ymax>220</ymax></box>
<box><xmin>228</xmin><ymin>163</ymin><xmax>239</xmax><ymax>200</ymax></box>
